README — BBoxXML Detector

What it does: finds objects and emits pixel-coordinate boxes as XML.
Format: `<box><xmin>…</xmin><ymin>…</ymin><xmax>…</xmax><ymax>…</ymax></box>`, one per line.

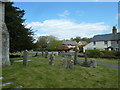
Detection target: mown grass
<box><xmin>2</xmin><ymin>53</ymin><xmax>119</xmax><ymax>88</ymax></box>
<box><xmin>77</xmin><ymin>57</ymin><xmax>119</xmax><ymax>65</ymax></box>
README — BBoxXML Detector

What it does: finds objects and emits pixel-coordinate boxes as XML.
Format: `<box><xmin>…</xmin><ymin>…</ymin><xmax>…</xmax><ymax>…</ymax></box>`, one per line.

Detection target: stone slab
<box><xmin>0</xmin><ymin>82</ymin><xmax>13</xmax><ymax>87</ymax></box>
<box><xmin>14</xmin><ymin>59</ymin><xmax>31</xmax><ymax>62</ymax></box>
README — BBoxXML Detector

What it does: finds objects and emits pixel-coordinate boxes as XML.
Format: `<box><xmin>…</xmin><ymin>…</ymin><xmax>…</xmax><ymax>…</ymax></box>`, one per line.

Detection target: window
<box><xmin>116</xmin><ymin>48</ymin><xmax>119</xmax><ymax>51</ymax></box>
<box><xmin>104</xmin><ymin>41</ymin><xmax>107</xmax><ymax>45</ymax></box>
<box><xmin>93</xmin><ymin>41</ymin><xmax>96</xmax><ymax>45</ymax></box>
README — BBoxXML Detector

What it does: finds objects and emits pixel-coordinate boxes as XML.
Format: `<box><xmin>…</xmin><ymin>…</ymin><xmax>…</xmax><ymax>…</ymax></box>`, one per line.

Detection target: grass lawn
<box><xmin>2</xmin><ymin>53</ymin><xmax>119</xmax><ymax>88</ymax></box>
<box><xmin>77</xmin><ymin>57</ymin><xmax>119</xmax><ymax>65</ymax></box>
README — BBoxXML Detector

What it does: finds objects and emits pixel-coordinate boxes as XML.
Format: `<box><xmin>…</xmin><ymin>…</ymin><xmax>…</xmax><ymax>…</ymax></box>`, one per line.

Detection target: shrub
<box><xmin>86</xmin><ymin>49</ymin><xmax>120</xmax><ymax>59</ymax></box>
<box><xmin>86</xmin><ymin>49</ymin><xmax>101</xmax><ymax>58</ymax></box>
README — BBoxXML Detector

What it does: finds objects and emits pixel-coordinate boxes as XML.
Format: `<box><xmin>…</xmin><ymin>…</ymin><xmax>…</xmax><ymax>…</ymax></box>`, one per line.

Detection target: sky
<box><xmin>13</xmin><ymin>2</ymin><xmax>119</xmax><ymax>40</ymax></box>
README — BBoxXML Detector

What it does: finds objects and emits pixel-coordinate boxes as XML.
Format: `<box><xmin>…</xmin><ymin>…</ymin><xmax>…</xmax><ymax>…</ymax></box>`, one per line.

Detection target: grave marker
<box><xmin>23</xmin><ymin>50</ymin><xmax>28</xmax><ymax>66</ymax></box>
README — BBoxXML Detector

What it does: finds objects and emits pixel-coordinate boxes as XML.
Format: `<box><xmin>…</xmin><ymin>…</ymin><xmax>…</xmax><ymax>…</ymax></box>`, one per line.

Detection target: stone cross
<box><xmin>23</xmin><ymin>50</ymin><xmax>28</xmax><ymax>66</ymax></box>
<box><xmin>49</xmin><ymin>54</ymin><xmax>55</xmax><ymax>65</ymax></box>
<box><xmin>0</xmin><ymin>2</ymin><xmax>10</xmax><ymax>67</ymax></box>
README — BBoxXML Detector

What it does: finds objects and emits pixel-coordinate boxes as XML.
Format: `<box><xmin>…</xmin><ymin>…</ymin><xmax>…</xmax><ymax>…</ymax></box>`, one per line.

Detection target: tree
<box><xmin>71</xmin><ymin>37</ymin><xmax>90</xmax><ymax>43</ymax></box>
<box><xmin>37</xmin><ymin>36</ymin><xmax>48</xmax><ymax>51</ymax></box>
<box><xmin>37</xmin><ymin>35</ymin><xmax>61</xmax><ymax>51</ymax></box>
<box><xmin>47</xmin><ymin>39</ymin><xmax>62</xmax><ymax>51</ymax></box>
<box><xmin>71</xmin><ymin>37</ymin><xmax>81</xmax><ymax>43</ymax></box>
<box><xmin>5</xmin><ymin>2</ymin><xmax>34</xmax><ymax>52</ymax></box>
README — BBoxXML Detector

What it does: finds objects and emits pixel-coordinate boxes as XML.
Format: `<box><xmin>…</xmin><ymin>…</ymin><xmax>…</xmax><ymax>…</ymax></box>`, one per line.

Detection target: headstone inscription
<box><xmin>23</xmin><ymin>50</ymin><xmax>28</xmax><ymax>66</ymax></box>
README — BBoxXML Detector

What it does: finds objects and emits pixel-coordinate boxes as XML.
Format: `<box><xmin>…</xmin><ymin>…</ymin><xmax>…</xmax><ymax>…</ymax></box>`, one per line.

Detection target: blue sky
<box><xmin>13</xmin><ymin>2</ymin><xmax>118</xmax><ymax>40</ymax></box>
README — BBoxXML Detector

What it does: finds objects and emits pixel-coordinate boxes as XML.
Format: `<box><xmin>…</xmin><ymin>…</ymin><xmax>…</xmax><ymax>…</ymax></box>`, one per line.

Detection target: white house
<box><xmin>83</xmin><ymin>26</ymin><xmax>120</xmax><ymax>52</ymax></box>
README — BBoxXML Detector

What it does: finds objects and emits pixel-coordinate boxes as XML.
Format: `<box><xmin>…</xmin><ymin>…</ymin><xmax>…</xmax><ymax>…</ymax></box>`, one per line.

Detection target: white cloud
<box><xmin>26</xmin><ymin>19</ymin><xmax>111</xmax><ymax>40</ymax></box>
<box><xmin>58</xmin><ymin>10</ymin><xmax>70</xmax><ymax>17</ymax></box>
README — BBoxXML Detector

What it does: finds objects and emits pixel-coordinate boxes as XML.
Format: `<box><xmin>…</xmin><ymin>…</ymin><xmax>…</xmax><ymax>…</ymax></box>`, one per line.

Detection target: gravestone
<box><xmin>60</xmin><ymin>58</ymin><xmax>67</xmax><ymax>68</ymax></box>
<box><xmin>74</xmin><ymin>45</ymin><xmax>79</xmax><ymax>65</ymax></box>
<box><xmin>49</xmin><ymin>54</ymin><xmax>55</xmax><ymax>65</ymax></box>
<box><xmin>82</xmin><ymin>50</ymin><xmax>97</xmax><ymax>68</ymax></box>
<box><xmin>66</xmin><ymin>59</ymin><xmax>74</xmax><ymax>70</ymax></box>
<box><xmin>23</xmin><ymin>50</ymin><xmax>28</xmax><ymax>66</ymax></box>
<box><xmin>45</xmin><ymin>51</ymin><xmax>48</xmax><ymax>58</ymax></box>
<box><xmin>62</xmin><ymin>51</ymin><xmax>65</xmax><ymax>57</ymax></box>
<box><xmin>89</xmin><ymin>60</ymin><xmax>97</xmax><ymax>68</ymax></box>
<box><xmin>0</xmin><ymin>2</ymin><xmax>10</xmax><ymax>67</ymax></box>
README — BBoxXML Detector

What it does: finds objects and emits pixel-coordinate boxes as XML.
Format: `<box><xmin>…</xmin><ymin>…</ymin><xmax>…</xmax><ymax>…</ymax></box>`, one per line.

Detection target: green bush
<box><xmin>86</xmin><ymin>49</ymin><xmax>101</xmax><ymax>58</ymax></box>
<box><xmin>86</xmin><ymin>49</ymin><xmax>120</xmax><ymax>58</ymax></box>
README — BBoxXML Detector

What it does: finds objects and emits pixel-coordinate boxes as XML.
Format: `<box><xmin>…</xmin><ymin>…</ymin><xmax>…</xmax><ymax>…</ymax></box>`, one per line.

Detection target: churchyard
<box><xmin>0</xmin><ymin>1</ymin><xmax>120</xmax><ymax>89</ymax></box>
<box><xmin>2</xmin><ymin>51</ymin><xmax>119</xmax><ymax>88</ymax></box>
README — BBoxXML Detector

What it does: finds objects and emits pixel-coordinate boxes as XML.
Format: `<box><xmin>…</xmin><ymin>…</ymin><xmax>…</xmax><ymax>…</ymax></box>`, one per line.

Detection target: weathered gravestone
<box><xmin>74</xmin><ymin>45</ymin><xmax>79</xmax><ymax>65</ymax></box>
<box><xmin>60</xmin><ymin>58</ymin><xmax>67</xmax><ymax>68</ymax></box>
<box><xmin>23</xmin><ymin>50</ymin><xmax>28</xmax><ymax>66</ymax></box>
<box><xmin>45</xmin><ymin>51</ymin><xmax>48</xmax><ymax>58</ymax></box>
<box><xmin>0</xmin><ymin>2</ymin><xmax>10</xmax><ymax>67</ymax></box>
<box><xmin>82</xmin><ymin>50</ymin><xmax>97</xmax><ymax>68</ymax></box>
<box><xmin>49</xmin><ymin>54</ymin><xmax>55</xmax><ymax>65</ymax></box>
<box><xmin>66</xmin><ymin>59</ymin><xmax>74</xmax><ymax>70</ymax></box>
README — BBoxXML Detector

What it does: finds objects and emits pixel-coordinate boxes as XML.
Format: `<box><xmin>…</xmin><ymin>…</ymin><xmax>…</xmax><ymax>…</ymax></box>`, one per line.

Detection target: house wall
<box><xmin>83</xmin><ymin>41</ymin><xmax>111</xmax><ymax>52</ymax></box>
<box><xmin>119</xmin><ymin>40</ymin><xmax>120</xmax><ymax>51</ymax></box>
<box><xmin>111</xmin><ymin>40</ymin><xmax>119</xmax><ymax>51</ymax></box>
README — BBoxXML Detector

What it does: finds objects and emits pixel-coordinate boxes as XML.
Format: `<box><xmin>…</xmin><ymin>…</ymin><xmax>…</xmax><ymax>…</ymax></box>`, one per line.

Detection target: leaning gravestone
<box><xmin>0</xmin><ymin>2</ymin><xmax>10</xmax><ymax>67</ymax></box>
<box><xmin>49</xmin><ymin>54</ymin><xmax>55</xmax><ymax>65</ymax></box>
<box><xmin>23</xmin><ymin>50</ymin><xmax>28</xmax><ymax>66</ymax></box>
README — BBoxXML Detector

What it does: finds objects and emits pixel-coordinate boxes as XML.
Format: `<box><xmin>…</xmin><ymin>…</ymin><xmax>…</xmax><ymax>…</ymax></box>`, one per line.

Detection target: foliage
<box><xmin>87</xmin><ymin>49</ymin><xmax>101</xmax><ymax>58</ymax></box>
<box><xmin>46</xmin><ymin>39</ymin><xmax>62</xmax><ymax>51</ymax></box>
<box><xmin>78</xmin><ymin>44</ymin><xmax>86</xmax><ymax>52</ymax></box>
<box><xmin>71</xmin><ymin>37</ymin><xmax>90</xmax><ymax>43</ymax></box>
<box><xmin>5</xmin><ymin>2</ymin><xmax>34</xmax><ymax>52</ymax></box>
<box><xmin>36</xmin><ymin>35</ymin><xmax>61</xmax><ymax>51</ymax></box>
<box><xmin>87</xmin><ymin>49</ymin><xmax>120</xmax><ymax>58</ymax></box>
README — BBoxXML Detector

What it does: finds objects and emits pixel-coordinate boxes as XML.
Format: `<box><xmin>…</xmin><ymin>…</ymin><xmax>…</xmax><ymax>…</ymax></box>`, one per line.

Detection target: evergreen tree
<box><xmin>5</xmin><ymin>2</ymin><xmax>34</xmax><ymax>52</ymax></box>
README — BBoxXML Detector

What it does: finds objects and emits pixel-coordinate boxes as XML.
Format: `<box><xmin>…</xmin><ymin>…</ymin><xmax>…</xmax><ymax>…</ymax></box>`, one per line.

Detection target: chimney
<box><xmin>112</xmin><ymin>26</ymin><xmax>117</xmax><ymax>34</ymax></box>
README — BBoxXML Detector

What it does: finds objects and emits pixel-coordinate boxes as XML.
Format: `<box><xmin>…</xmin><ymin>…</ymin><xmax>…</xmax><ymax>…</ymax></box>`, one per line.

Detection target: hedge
<box><xmin>86</xmin><ymin>49</ymin><xmax>120</xmax><ymax>59</ymax></box>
